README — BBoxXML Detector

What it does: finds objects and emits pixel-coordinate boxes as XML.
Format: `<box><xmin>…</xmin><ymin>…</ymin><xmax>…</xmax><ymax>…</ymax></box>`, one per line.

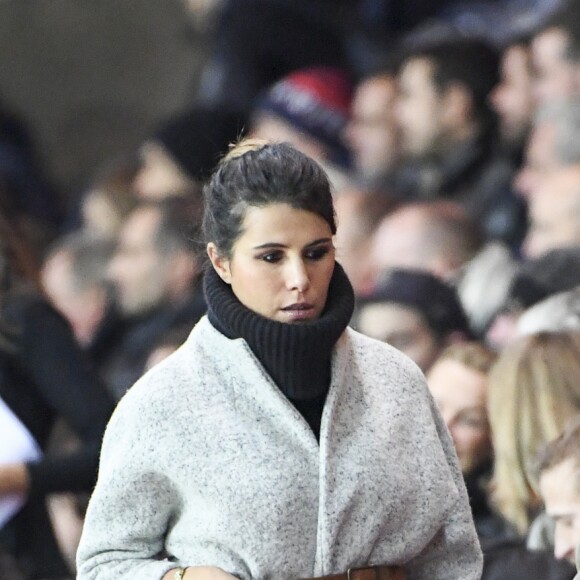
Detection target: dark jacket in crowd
<box><xmin>0</xmin><ymin>291</ymin><xmax>114</xmax><ymax>579</ymax></box>
<box><xmin>482</xmin><ymin>538</ymin><xmax>576</xmax><ymax>580</ymax></box>
<box><xmin>465</xmin><ymin>460</ymin><xmax>511</xmax><ymax>542</ymax></box>
<box><xmin>394</xmin><ymin>131</ymin><xmax>527</xmax><ymax>248</ymax></box>
<box><xmin>463</xmin><ymin>460</ymin><xmax>575</xmax><ymax>579</ymax></box>
<box><xmin>99</xmin><ymin>288</ymin><xmax>207</xmax><ymax>401</ymax></box>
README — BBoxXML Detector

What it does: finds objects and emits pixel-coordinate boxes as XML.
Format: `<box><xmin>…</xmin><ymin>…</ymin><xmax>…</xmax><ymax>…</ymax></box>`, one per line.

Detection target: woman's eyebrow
<box><xmin>253</xmin><ymin>238</ymin><xmax>332</xmax><ymax>250</ymax></box>
<box><xmin>252</xmin><ymin>242</ymin><xmax>287</xmax><ymax>250</ymax></box>
<box><xmin>305</xmin><ymin>237</ymin><xmax>333</xmax><ymax>247</ymax></box>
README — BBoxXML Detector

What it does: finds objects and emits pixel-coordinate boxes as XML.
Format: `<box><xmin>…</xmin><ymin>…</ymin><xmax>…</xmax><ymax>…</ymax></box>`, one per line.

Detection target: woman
<box><xmin>426</xmin><ymin>342</ymin><xmax>498</xmax><ymax>542</ymax></box>
<box><xmin>487</xmin><ymin>331</ymin><xmax>580</xmax><ymax>536</ymax></box>
<box><xmin>77</xmin><ymin>140</ymin><xmax>481</xmax><ymax>579</ymax></box>
<box><xmin>0</xmin><ymin>212</ymin><xmax>114</xmax><ymax>578</ymax></box>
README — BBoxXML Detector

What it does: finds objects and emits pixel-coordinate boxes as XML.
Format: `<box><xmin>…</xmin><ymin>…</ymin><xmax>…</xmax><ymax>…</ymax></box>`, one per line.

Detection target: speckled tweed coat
<box><xmin>77</xmin><ymin>317</ymin><xmax>482</xmax><ymax>580</ymax></box>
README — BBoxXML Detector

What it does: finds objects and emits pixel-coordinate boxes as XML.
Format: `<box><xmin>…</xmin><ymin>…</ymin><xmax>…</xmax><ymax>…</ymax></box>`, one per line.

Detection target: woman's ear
<box><xmin>207</xmin><ymin>242</ymin><xmax>232</xmax><ymax>284</ymax></box>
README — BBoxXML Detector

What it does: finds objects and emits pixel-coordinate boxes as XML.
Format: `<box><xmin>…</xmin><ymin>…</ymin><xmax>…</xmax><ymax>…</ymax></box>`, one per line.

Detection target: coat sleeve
<box><xmin>405</xmin><ymin>391</ymin><xmax>483</xmax><ymax>579</ymax></box>
<box><xmin>76</xmin><ymin>386</ymin><xmax>182</xmax><ymax>580</ymax></box>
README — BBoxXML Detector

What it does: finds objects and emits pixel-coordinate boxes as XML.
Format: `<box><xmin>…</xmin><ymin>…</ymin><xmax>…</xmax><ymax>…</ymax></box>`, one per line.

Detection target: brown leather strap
<box><xmin>300</xmin><ymin>565</ymin><xmax>405</xmax><ymax>580</ymax></box>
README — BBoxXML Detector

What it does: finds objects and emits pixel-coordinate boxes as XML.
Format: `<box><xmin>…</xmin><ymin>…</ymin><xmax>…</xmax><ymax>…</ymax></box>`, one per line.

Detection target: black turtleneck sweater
<box><xmin>204</xmin><ymin>262</ymin><xmax>354</xmax><ymax>439</ymax></box>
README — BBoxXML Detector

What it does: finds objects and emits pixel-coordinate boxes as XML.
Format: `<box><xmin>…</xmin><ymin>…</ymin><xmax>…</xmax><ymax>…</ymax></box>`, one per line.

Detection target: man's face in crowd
<box><xmin>490</xmin><ymin>44</ymin><xmax>534</xmax><ymax>147</ymax></box>
<box><xmin>396</xmin><ymin>57</ymin><xmax>444</xmax><ymax>157</ymax></box>
<box><xmin>540</xmin><ymin>458</ymin><xmax>580</xmax><ymax>564</ymax></box>
<box><xmin>344</xmin><ymin>74</ymin><xmax>400</xmax><ymax>178</ymax></box>
<box><xmin>427</xmin><ymin>358</ymin><xmax>491</xmax><ymax>475</ymax></box>
<box><xmin>532</xmin><ymin>27</ymin><xmax>578</xmax><ymax>104</ymax></box>
<box><xmin>108</xmin><ymin>206</ymin><xmax>171</xmax><ymax>316</ymax></box>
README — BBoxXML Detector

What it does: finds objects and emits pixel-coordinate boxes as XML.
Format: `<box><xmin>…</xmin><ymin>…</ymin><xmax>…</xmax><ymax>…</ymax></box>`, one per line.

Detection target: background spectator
<box><xmin>343</xmin><ymin>64</ymin><xmax>401</xmax><ymax>187</ymax></box>
<box><xmin>103</xmin><ymin>197</ymin><xmax>206</xmax><ymax>399</ymax></box>
<box><xmin>76</xmin><ymin>156</ymin><xmax>138</xmax><ymax>240</ymax></box>
<box><xmin>0</xmin><ymin>213</ymin><xmax>113</xmax><ymax>578</ymax></box>
<box><xmin>490</xmin><ymin>34</ymin><xmax>535</xmax><ymax>163</ymax></box>
<box><xmin>249</xmin><ymin>67</ymin><xmax>354</xmax><ymax>171</ymax></box>
<box><xmin>531</xmin><ymin>1</ymin><xmax>580</xmax><ymax>105</ymax></box>
<box><xmin>537</xmin><ymin>416</ymin><xmax>580</xmax><ymax>564</ymax></box>
<box><xmin>523</xmin><ymin>164</ymin><xmax>580</xmax><ymax>257</ymax></box>
<box><xmin>394</xmin><ymin>36</ymin><xmax>526</xmax><ymax>244</ymax></box>
<box><xmin>41</xmin><ymin>233</ymin><xmax>116</xmax><ymax>349</ymax></box>
<box><xmin>370</xmin><ymin>200</ymin><xmax>483</xmax><ymax>282</ymax></box>
<box><xmin>333</xmin><ymin>187</ymin><xmax>396</xmax><ymax>298</ymax></box>
<box><xmin>486</xmin><ymin>247</ymin><xmax>580</xmax><ymax>349</ymax></box>
<box><xmin>355</xmin><ymin>268</ymin><xmax>472</xmax><ymax>371</ymax></box>
<box><xmin>487</xmin><ymin>331</ymin><xmax>580</xmax><ymax>536</ymax></box>
<box><xmin>133</xmin><ymin>106</ymin><xmax>245</xmax><ymax>201</ymax></box>
<box><xmin>516</xmin><ymin>99</ymin><xmax>580</xmax><ymax>199</ymax></box>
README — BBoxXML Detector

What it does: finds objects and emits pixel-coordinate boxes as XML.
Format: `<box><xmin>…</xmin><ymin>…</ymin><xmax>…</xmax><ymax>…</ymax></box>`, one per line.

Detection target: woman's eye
<box><xmin>305</xmin><ymin>247</ymin><xmax>330</xmax><ymax>261</ymax></box>
<box><xmin>260</xmin><ymin>251</ymin><xmax>283</xmax><ymax>263</ymax></box>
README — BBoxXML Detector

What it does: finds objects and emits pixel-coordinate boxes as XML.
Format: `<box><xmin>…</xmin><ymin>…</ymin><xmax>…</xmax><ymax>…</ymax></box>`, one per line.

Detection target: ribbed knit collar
<box><xmin>204</xmin><ymin>262</ymin><xmax>354</xmax><ymax>400</ymax></box>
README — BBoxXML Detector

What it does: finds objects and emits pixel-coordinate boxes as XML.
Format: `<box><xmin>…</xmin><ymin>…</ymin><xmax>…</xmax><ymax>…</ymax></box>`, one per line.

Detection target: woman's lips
<box><xmin>282</xmin><ymin>302</ymin><xmax>316</xmax><ymax>321</ymax></box>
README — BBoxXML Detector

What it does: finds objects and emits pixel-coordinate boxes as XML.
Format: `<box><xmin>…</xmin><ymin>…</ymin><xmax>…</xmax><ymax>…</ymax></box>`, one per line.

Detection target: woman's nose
<box><xmin>286</xmin><ymin>259</ymin><xmax>310</xmax><ymax>292</ymax></box>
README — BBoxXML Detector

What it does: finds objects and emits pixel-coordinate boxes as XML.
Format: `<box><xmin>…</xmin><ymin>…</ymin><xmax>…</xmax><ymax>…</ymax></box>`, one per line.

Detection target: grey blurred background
<box><xmin>0</xmin><ymin>0</ymin><xmax>203</xmax><ymax>202</ymax></box>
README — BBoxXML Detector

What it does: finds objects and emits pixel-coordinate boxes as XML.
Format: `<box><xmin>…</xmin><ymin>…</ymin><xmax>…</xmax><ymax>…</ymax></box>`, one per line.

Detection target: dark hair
<box><xmin>0</xmin><ymin>210</ymin><xmax>39</xmax><ymax>296</ymax></box>
<box><xmin>0</xmin><ymin>211</ymin><xmax>41</xmax><ymax>352</ymax></box>
<box><xmin>151</xmin><ymin>106</ymin><xmax>247</xmax><ymax>181</ymax></box>
<box><xmin>202</xmin><ymin>139</ymin><xmax>336</xmax><ymax>258</ymax></box>
<box><xmin>499</xmin><ymin>31</ymin><xmax>533</xmax><ymax>52</ymax></box>
<box><xmin>358</xmin><ymin>267</ymin><xmax>472</xmax><ymax>340</ymax></box>
<box><xmin>404</xmin><ymin>37</ymin><xmax>499</xmax><ymax>125</ymax></box>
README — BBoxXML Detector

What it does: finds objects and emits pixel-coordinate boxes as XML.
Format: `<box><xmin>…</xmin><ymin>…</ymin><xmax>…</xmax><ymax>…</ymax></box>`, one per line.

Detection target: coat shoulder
<box><xmin>342</xmin><ymin>327</ymin><xmax>426</xmax><ymax>384</ymax></box>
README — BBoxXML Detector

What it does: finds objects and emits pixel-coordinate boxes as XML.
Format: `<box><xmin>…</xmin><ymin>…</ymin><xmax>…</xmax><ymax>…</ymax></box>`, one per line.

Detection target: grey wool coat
<box><xmin>76</xmin><ymin>317</ymin><xmax>483</xmax><ymax>580</ymax></box>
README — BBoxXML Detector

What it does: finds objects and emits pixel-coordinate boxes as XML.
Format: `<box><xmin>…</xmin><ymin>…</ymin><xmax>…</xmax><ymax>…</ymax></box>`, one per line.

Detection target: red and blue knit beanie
<box><xmin>255</xmin><ymin>67</ymin><xmax>353</xmax><ymax>167</ymax></box>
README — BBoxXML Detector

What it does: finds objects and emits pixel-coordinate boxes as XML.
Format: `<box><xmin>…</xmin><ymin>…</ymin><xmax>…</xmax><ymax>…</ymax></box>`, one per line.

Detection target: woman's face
<box><xmin>427</xmin><ymin>359</ymin><xmax>491</xmax><ymax>475</ymax></box>
<box><xmin>208</xmin><ymin>203</ymin><xmax>335</xmax><ymax>323</ymax></box>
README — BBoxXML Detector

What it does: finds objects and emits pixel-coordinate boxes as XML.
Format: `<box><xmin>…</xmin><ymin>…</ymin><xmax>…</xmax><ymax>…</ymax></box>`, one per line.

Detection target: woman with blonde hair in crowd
<box><xmin>426</xmin><ymin>342</ymin><xmax>497</xmax><ymax>534</ymax></box>
<box><xmin>487</xmin><ymin>331</ymin><xmax>580</xmax><ymax>537</ymax></box>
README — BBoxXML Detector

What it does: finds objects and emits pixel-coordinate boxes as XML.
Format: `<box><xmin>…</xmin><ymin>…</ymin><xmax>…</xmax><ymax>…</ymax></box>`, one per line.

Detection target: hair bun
<box><xmin>224</xmin><ymin>138</ymin><xmax>270</xmax><ymax>162</ymax></box>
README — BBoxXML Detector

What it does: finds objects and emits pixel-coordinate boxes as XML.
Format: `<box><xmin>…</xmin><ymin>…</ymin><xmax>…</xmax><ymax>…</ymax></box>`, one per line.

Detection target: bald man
<box><xmin>370</xmin><ymin>201</ymin><xmax>482</xmax><ymax>282</ymax></box>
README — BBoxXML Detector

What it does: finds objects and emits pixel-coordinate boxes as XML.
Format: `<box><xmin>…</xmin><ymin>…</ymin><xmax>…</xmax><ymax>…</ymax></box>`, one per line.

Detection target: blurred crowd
<box><xmin>4</xmin><ymin>0</ymin><xmax>580</xmax><ymax>578</ymax></box>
